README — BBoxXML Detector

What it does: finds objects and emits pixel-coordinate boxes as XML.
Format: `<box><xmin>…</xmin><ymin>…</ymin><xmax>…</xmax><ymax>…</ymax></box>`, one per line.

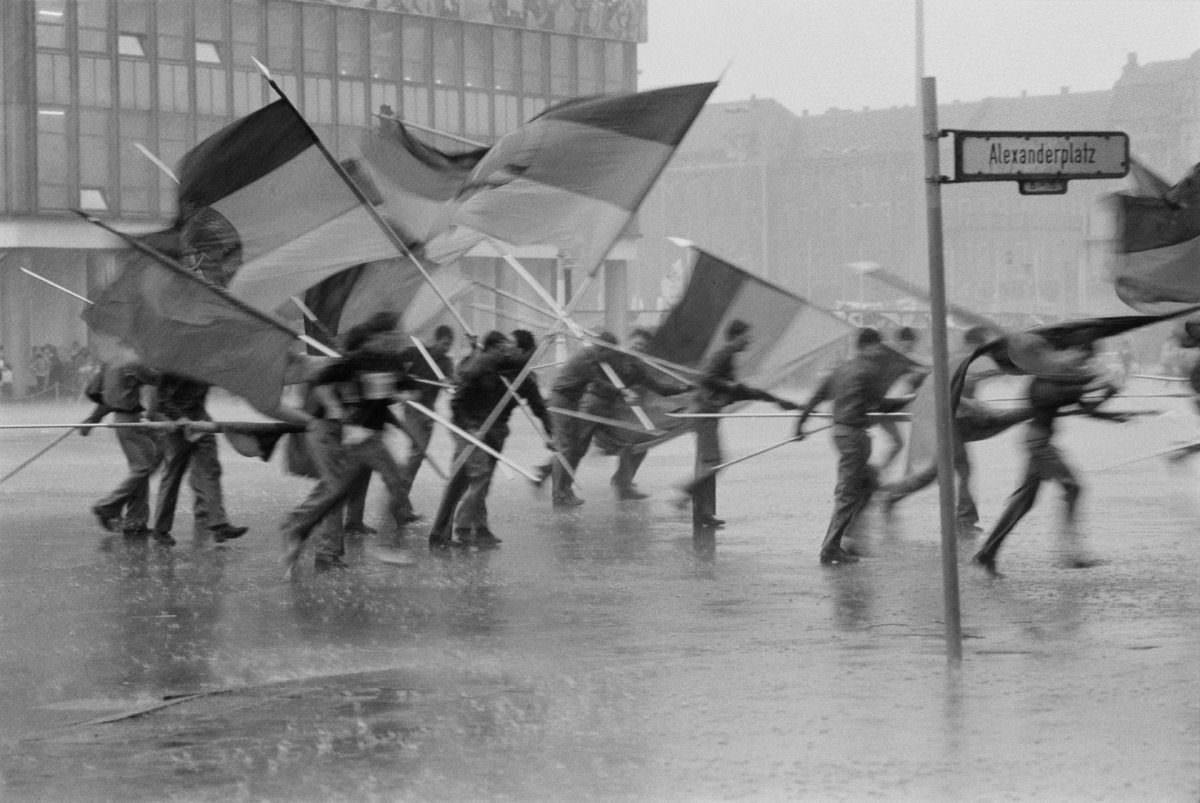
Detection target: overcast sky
<box><xmin>637</xmin><ymin>0</ymin><xmax>1200</xmax><ymax>114</ymax></box>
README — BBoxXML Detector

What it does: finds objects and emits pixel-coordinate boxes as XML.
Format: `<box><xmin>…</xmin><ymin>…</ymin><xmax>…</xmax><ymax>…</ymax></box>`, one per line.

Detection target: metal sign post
<box><xmin>921</xmin><ymin>77</ymin><xmax>963</xmax><ymax>665</ymax></box>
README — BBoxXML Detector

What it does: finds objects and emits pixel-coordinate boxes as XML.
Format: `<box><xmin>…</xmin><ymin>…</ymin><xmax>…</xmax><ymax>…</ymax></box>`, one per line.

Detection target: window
<box><xmin>118</xmin><ymin>59</ymin><xmax>152</xmax><ymax>109</ymax></box>
<box><xmin>117</xmin><ymin>34</ymin><xmax>146</xmax><ymax>57</ymax></box>
<box><xmin>197</xmin><ymin>66</ymin><xmax>228</xmax><ymax>115</ymax></box>
<box><xmin>36</xmin><ymin>53</ymin><xmax>71</xmax><ymax>105</ymax></box>
<box><xmin>434</xmin><ymin>88</ymin><xmax>460</xmax><ymax>133</ymax></box>
<box><xmin>37</xmin><ymin>108</ymin><xmax>69</xmax><ymax>210</ymax></box>
<box><xmin>78</xmin><ymin>56</ymin><xmax>112</xmax><ymax>107</ymax></box>
<box><xmin>195</xmin><ymin>0</ymin><xmax>225</xmax><ymax>40</ymax></box>
<box><xmin>79</xmin><ymin>109</ymin><xmax>109</xmax><ymax>188</ymax></box>
<box><xmin>522</xmin><ymin>96</ymin><xmax>546</xmax><ymax>120</ymax></box>
<box><xmin>196</xmin><ymin>42</ymin><xmax>222</xmax><ymax>64</ymax></box>
<box><xmin>267</xmin><ymin>1</ymin><xmax>298</xmax><ymax>72</ymax></box>
<box><xmin>370</xmin><ymin>13</ymin><xmax>401</xmax><ymax>80</ymax></box>
<box><xmin>35</xmin><ymin>0</ymin><xmax>66</xmax><ymax>50</ymax></box>
<box><xmin>338</xmin><ymin>79</ymin><xmax>366</xmax><ymax>126</ymax></box>
<box><xmin>119</xmin><ymin>112</ymin><xmax>153</xmax><ymax>214</ymax></box>
<box><xmin>577</xmin><ymin>38</ymin><xmax>601</xmax><ymax>95</ymax></box>
<box><xmin>494</xmin><ymin>93</ymin><xmax>518</xmax><ymax>135</ymax></box>
<box><xmin>403</xmin><ymin>85</ymin><xmax>430</xmax><ymax>126</ymax></box>
<box><xmin>232</xmin><ymin>70</ymin><xmax>264</xmax><ymax>114</ymax></box>
<box><xmin>304</xmin><ymin>76</ymin><xmax>333</xmax><ymax>124</ymax></box>
<box><xmin>78</xmin><ymin>0</ymin><xmax>109</xmax><ymax>53</ymax></box>
<box><xmin>159</xmin><ymin>64</ymin><xmax>190</xmax><ymax>113</ymax></box>
<box><xmin>158</xmin><ymin>2</ymin><xmax>187</xmax><ymax>61</ymax></box>
<box><xmin>232</xmin><ymin>0</ymin><xmax>262</xmax><ymax>68</ymax></box>
<box><xmin>402</xmin><ymin>18</ymin><xmax>429</xmax><ymax>83</ymax></box>
<box><xmin>464</xmin><ymin>90</ymin><xmax>489</xmax><ymax>140</ymax></box>
<box><xmin>302</xmin><ymin>4</ymin><xmax>331</xmax><ymax>73</ymax></box>
<box><xmin>493</xmin><ymin>28</ymin><xmax>516</xmax><ymax>92</ymax></box>
<box><xmin>463</xmin><ymin>24</ymin><xmax>488</xmax><ymax>88</ymax></box>
<box><xmin>337</xmin><ymin>9</ymin><xmax>366</xmax><ymax>76</ymax></box>
<box><xmin>158</xmin><ymin>115</ymin><xmax>190</xmax><ymax>217</ymax></box>
<box><xmin>549</xmin><ymin>35</ymin><xmax>571</xmax><ymax>97</ymax></box>
<box><xmin>604</xmin><ymin>41</ymin><xmax>627</xmax><ymax>91</ymax></box>
<box><xmin>521</xmin><ymin>31</ymin><xmax>544</xmax><ymax>94</ymax></box>
<box><xmin>80</xmin><ymin>188</ymin><xmax>108</xmax><ymax>211</ymax></box>
<box><xmin>433</xmin><ymin>21</ymin><xmax>461</xmax><ymax>86</ymax></box>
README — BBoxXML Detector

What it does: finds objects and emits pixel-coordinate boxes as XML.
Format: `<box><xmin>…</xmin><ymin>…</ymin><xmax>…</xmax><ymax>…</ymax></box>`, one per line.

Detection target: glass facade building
<box><xmin>0</xmin><ymin>0</ymin><xmax>646</xmax><ymax>394</ymax></box>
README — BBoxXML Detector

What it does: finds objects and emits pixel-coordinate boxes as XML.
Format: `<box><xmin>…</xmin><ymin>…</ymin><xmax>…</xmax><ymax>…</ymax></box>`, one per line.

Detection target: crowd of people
<box><xmin>0</xmin><ymin>341</ymin><xmax>103</xmax><ymax>402</ymax></box>
<box><xmin>76</xmin><ymin>306</ymin><xmax>1156</xmax><ymax>580</ymax></box>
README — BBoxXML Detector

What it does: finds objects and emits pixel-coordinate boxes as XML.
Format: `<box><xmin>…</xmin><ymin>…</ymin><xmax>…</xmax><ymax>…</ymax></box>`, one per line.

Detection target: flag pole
<box><xmin>252</xmin><ymin>58</ymin><xmax>475</xmax><ymax>339</ymax></box>
<box><xmin>20</xmin><ymin>267</ymin><xmax>93</xmax><ymax>305</ymax></box>
<box><xmin>372</xmin><ymin>112</ymin><xmax>489</xmax><ymax>149</ymax></box>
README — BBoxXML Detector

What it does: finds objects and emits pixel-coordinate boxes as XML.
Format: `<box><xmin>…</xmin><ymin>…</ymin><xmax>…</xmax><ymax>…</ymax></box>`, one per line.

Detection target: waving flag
<box><xmin>1110</xmin><ymin>160</ymin><xmax>1200</xmax><ymax>313</ymax></box>
<box><xmin>359</xmin><ymin>121</ymin><xmax>486</xmax><ymax>244</ymax></box>
<box><xmin>424</xmin><ymin>82</ymin><xmax>717</xmax><ymax>274</ymax></box>
<box><xmin>595</xmin><ymin>247</ymin><xmax>855</xmax><ymax>454</ymax></box>
<box><xmin>176</xmin><ymin>100</ymin><xmax>400</xmax><ymax>314</ymax></box>
<box><xmin>82</xmin><ymin>230</ymin><xmax>297</xmax><ymax>416</ymax></box>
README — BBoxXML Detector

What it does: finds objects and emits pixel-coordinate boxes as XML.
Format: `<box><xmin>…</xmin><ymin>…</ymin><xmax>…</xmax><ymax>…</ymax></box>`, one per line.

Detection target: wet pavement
<box><xmin>0</xmin><ymin>383</ymin><xmax>1197</xmax><ymax>801</ymax></box>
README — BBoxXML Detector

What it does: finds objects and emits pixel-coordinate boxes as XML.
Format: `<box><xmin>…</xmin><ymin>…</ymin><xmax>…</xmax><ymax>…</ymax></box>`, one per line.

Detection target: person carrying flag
<box><xmin>546</xmin><ymin>332</ymin><xmax>618</xmax><ymax>507</ymax></box>
<box><xmin>794</xmin><ymin>327</ymin><xmax>909</xmax><ymax>565</ymax></box>
<box><xmin>972</xmin><ymin>341</ymin><xmax>1131</xmax><ymax>576</ymax></box>
<box><xmin>690</xmin><ymin>319</ymin><xmax>799</xmax><ymax>529</ymax></box>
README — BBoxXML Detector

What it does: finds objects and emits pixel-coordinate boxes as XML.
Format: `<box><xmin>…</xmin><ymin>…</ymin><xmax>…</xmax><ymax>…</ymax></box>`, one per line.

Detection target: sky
<box><xmin>637</xmin><ymin>0</ymin><xmax>1200</xmax><ymax>114</ymax></box>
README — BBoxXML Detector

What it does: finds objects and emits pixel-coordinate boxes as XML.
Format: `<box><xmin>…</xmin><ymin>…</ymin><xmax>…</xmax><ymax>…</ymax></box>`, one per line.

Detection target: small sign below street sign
<box><xmin>951</xmin><ymin>130</ymin><xmax>1129</xmax><ymax>183</ymax></box>
<box><xmin>1018</xmin><ymin>179</ymin><xmax>1069</xmax><ymax>195</ymax></box>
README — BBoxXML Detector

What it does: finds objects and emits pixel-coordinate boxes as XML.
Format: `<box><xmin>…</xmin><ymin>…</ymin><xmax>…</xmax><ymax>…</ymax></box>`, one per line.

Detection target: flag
<box><xmin>82</xmin><ymin>231</ymin><xmax>297</xmax><ymax>416</ymax></box>
<box><xmin>176</xmin><ymin>100</ymin><xmax>400</xmax><ymax>314</ymax></box>
<box><xmin>596</xmin><ymin>247</ymin><xmax>855</xmax><ymax>454</ymax></box>
<box><xmin>1109</xmin><ymin>160</ymin><xmax>1200</xmax><ymax>314</ymax></box>
<box><xmin>423</xmin><ymin>82</ymin><xmax>717</xmax><ymax>275</ymax></box>
<box><xmin>358</xmin><ymin>121</ymin><xmax>486</xmax><ymax>244</ymax></box>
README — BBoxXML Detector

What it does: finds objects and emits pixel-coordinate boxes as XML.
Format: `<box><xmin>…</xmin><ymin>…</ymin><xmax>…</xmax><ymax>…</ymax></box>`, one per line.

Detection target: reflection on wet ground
<box><xmin>0</xmin><ymin>394</ymin><xmax>1197</xmax><ymax>800</ymax></box>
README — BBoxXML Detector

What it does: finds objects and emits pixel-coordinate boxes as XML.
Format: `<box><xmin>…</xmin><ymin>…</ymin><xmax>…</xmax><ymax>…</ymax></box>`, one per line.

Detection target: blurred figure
<box><xmin>876</xmin><ymin>326</ymin><xmax>927</xmax><ymax>475</ymax></box>
<box><xmin>973</xmin><ymin>343</ymin><xmax>1130</xmax><ymax>576</ymax></box>
<box><xmin>86</xmin><ymin>354</ymin><xmax>162</xmax><ymax>538</ymax></box>
<box><xmin>546</xmin><ymin>333</ymin><xmax>618</xmax><ymax>507</ymax></box>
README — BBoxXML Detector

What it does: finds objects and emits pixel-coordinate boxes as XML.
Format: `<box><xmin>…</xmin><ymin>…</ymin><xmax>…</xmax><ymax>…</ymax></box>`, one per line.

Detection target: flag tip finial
<box><xmin>251</xmin><ymin>56</ymin><xmax>272</xmax><ymax>80</ymax></box>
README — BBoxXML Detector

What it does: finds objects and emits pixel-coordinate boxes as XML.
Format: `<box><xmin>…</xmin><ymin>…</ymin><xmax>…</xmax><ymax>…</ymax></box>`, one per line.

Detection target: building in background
<box><xmin>0</xmin><ymin>0</ymin><xmax>644</xmax><ymax>397</ymax></box>
<box><xmin>638</xmin><ymin>50</ymin><xmax>1200</xmax><ymax>333</ymax></box>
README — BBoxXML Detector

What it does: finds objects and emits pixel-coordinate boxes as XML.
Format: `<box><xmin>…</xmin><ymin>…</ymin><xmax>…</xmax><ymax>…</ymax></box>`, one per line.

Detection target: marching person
<box><xmin>972</xmin><ymin>342</ymin><xmax>1130</xmax><ymax>576</ymax></box>
<box><xmin>148</xmin><ymin>372</ymin><xmax>248</xmax><ymax>546</ymax></box>
<box><xmin>879</xmin><ymin>325</ymin><xmax>1004</xmax><ymax>536</ymax></box>
<box><xmin>546</xmin><ymin>332</ymin><xmax>617</xmax><ymax>507</ymax></box>
<box><xmin>281</xmin><ymin>312</ymin><xmax>420</xmax><ymax>573</ymax></box>
<box><xmin>689</xmin><ymin>319</ymin><xmax>799</xmax><ymax>528</ymax></box>
<box><xmin>794</xmin><ymin>327</ymin><xmax>909</xmax><ymax>565</ymax></box>
<box><xmin>876</xmin><ymin>326</ymin><xmax>928</xmax><ymax>476</ymax></box>
<box><xmin>86</xmin><ymin>353</ymin><xmax>162</xmax><ymax>538</ymax></box>
<box><xmin>578</xmin><ymin>328</ymin><xmax>690</xmax><ymax>500</ymax></box>
<box><xmin>428</xmin><ymin>330</ymin><xmax>552</xmax><ymax>548</ymax></box>
<box><xmin>397</xmin><ymin>324</ymin><xmax>455</xmax><ymax>487</ymax></box>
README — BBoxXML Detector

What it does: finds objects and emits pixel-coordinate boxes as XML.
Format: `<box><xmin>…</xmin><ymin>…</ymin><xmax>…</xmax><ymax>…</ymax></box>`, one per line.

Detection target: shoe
<box><xmin>344</xmin><ymin>523</ymin><xmax>377</xmax><ymax>536</ymax></box>
<box><xmin>314</xmin><ymin>555</ymin><xmax>350</xmax><ymax>572</ymax></box>
<box><xmin>210</xmin><ymin>523</ymin><xmax>248</xmax><ymax>543</ymax></box>
<box><xmin>615</xmin><ymin>486</ymin><xmax>649</xmax><ymax>500</ymax></box>
<box><xmin>122</xmin><ymin>525</ymin><xmax>151</xmax><ymax>539</ymax></box>
<box><xmin>694</xmin><ymin>515</ymin><xmax>725</xmax><ymax>528</ymax></box>
<box><xmin>531</xmin><ymin>464</ymin><xmax>552</xmax><ymax>489</ymax></box>
<box><xmin>398</xmin><ymin>512</ymin><xmax>424</xmax><ymax>525</ymax></box>
<box><xmin>820</xmin><ymin>548</ymin><xmax>859</xmax><ymax>566</ymax></box>
<box><xmin>972</xmin><ymin>551</ymin><xmax>999</xmax><ymax>576</ymax></box>
<box><xmin>553</xmin><ymin>494</ymin><xmax>585</xmax><ymax>508</ymax></box>
<box><xmin>428</xmin><ymin>532</ymin><xmax>453</xmax><ymax>549</ymax></box>
<box><xmin>92</xmin><ymin>505</ymin><xmax>120</xmax><ymax>533</ymax></box>
<box><xmin>461</xmin><ymin>529</ymin><xmax>502</xmax><ymax>548</ymax></box>
<box><xmin>151</xmin><ymin>530</ymin><xmax>176</xmax><ymax>546</ymax></box>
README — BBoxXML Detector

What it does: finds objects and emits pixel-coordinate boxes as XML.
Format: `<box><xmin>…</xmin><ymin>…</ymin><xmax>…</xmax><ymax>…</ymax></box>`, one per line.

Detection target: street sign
<box><xmin>950</xmin><ymin>130</ymin><xmax>1129</xmax><ymax>183</ymax></box>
